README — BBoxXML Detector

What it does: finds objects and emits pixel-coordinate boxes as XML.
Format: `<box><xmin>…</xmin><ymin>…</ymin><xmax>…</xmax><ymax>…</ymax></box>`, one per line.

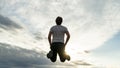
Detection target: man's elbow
<box><xmin>68</xmin><ymin>34</ymin><xmax>70</xmax><ymax>39</ymax></box>
<box><xmin>48</xmin><ymin>36</ymin><xmax>51</xmax><ymax>40</ymax></box>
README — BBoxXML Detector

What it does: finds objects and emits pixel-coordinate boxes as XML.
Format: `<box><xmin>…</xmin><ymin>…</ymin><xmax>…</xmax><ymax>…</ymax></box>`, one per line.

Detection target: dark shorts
<box><xmin>50</xmin><ymin>42</ymin><xmax>66</xmax><ymax>62</ymax></box>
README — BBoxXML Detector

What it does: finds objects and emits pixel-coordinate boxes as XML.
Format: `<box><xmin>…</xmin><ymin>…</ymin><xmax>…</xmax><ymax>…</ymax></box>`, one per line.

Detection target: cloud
<box><xmin>72</xmin><ymin>60</ymin><xmax>92</xmax><ymax>66</ymax></box>
<box><xmin>0</xmin><ymin>42</ymin><xmax>52</xmax><ymax>68</ymax></box>
<box><xmin>0</xmin><ymin>42</ymin><xmax>81</xmax><ymax>68</ymax></box>
<box><xmin>0</xmin><ymin>15</ymin><xmax>23</xmax><ymax>31</ymax></box>
<box><xmin>0</xmin><ymin>0</ymin><xmax>120</xmax><ymax>67</ymax></box>
<box><xmin>81</xmin><ymin>0</ymin><xmax>107</xmax><ymax>16</ymax></box>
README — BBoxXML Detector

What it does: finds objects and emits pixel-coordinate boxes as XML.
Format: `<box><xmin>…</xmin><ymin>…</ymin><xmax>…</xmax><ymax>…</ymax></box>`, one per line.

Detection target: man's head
<box><xmin>55</xmin><ymin>16</ymin><xmax>63</xmax><ymax>25</ymax></box>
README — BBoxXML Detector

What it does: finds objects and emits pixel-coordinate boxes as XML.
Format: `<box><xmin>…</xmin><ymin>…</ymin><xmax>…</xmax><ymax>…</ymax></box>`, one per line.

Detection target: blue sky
<box><xmin>94</xmin><ymin>31</ymin><xmax>120</xmax><ymax>52</ymax></box>
<box><xmin>92</xmin><ymin>31</ymin><xmax>120</xmax><ymax>59</ymax></box>
<box><xmin>0</xmin><ymin>0</ymin><xmax>120</xmax><ymax>68</ymax></box>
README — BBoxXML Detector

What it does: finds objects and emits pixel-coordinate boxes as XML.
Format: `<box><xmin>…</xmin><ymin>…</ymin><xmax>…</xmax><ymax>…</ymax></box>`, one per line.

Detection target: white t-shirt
<box><xmin>50</xmin><ymin>25</ymin><xmax>68</xmax><ymax>43</ymax></box>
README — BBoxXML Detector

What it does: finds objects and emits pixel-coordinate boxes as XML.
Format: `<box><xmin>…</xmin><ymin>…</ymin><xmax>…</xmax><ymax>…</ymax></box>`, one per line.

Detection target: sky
<box><xmin>0</xmin><ymin>0</ymin><xmax>120</xmax><ymax>68</ymax></box>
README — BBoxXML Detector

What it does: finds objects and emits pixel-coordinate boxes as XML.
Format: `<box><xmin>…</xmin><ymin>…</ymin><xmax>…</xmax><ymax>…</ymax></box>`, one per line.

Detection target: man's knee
<box><xmin>51</xmin><ymin>60</ymin><xmax>56</xmax><ymax>62</ymax></box>
<box><xmin>60</xmin><ymin>58</ymin><xmax>65</xmax><ymax>62</ymax></box>
<box><xmin>50</xmin><ymin>58</ymin><xmax>56</xmax><ymax>62</ymax></box>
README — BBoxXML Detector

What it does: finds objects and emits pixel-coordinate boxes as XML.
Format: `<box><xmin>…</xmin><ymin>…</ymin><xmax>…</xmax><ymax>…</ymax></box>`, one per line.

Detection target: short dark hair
<box><xmin>55</xmin><ymin>16</ymin><xmax>63</xmax><ymax>25</ymax></box>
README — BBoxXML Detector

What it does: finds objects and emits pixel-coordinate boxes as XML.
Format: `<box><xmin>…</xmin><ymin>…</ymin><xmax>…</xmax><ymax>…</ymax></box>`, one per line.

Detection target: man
<box><xmin>47</xmin><ymin>16</ymin><xmax>70</xmax><ymax>62</ymax></box>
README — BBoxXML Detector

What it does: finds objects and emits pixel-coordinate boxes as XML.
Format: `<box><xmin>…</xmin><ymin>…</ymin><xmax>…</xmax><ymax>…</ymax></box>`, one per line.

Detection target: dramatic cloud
<box><xmin>0</xmin><ymin>42</ymin><xmax>91</xmax><ymax>68</ymax></box>
<box><xmin>0</xmin><ymin>43</ymin><xmax>51</xmax><ymax>68</ymax></box>
<box><xmin>0</xmin><ymin>0</ymin><xmax>120</xmax><ymax>67</ymax></box>
<box><xmin>0</xmin><ymin>15</ymin><xmax>23</xmax><ymax>31</ymax></box>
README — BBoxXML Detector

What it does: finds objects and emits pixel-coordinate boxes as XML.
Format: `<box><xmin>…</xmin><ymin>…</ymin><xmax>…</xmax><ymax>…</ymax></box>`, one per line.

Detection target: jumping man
<box><xmin>47</xmin><ymin>16</ymin><xmax>70</xmax><ymax>62</ymax></box>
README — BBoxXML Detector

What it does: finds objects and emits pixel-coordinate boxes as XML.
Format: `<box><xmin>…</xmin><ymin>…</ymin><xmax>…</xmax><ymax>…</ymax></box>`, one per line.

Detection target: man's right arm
<box><xmin>48</xmin><ymin>31</ymin><xmax>52</xmax><ymax>46</ymax></box>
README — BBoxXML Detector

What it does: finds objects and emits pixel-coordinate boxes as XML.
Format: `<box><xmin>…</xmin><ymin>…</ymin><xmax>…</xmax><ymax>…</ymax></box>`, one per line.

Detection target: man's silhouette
<box><xmin>47</xmin><ymin>16</ymin><xmax>70</xmax><ymax>62</ymax></box>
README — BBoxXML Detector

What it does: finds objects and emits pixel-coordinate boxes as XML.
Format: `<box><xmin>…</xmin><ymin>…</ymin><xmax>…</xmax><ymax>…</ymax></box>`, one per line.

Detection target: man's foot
<box><xmin>47</xmin><ymin>51</ymin><xmax>53</xmax><ymax>59</ymax></box>
<box><xmin>63</xmin><ymin>52</ymin><xmax>71</xmax><ymax>61</ymax></box>
<box><xmin>66</xmin><ymin>55</ymin><xmax>70</xmax><ymax>61</ymax></box>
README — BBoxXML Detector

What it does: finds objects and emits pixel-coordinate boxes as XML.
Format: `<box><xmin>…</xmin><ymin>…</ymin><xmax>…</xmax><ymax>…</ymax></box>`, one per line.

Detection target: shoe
<box><xmin>47</xmin><ymin>51</ymin><xmax>53</xmax><ymax>59</ymax></box>
<box><xmin>66</xmin><ymin>55</ymin><xmax>70</xmax><ymax>61</ymax></box>
<box><xmin>64</xmin><ymin>52</ymin><xmax>70</xmax><ymax>61</ymax></box>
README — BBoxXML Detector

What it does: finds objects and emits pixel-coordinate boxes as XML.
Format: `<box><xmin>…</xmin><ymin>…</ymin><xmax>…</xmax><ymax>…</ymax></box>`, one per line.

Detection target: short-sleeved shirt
<box><xmin>50</xmin><ymin>25</ymin><xmax>68</xmax><ymax>43</ymax></box>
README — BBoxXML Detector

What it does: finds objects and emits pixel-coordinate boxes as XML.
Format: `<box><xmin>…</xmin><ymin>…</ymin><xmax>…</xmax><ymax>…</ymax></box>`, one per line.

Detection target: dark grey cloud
<box><xmin>0</xmin><ymin>42</ymin><xmax>92</xmax><ymax>68</ymax></box>
<box><xmin>0</xmin><ymin>15</ymin><xmax>23</xmax><ymax>31</ymax></box>
<box><xmin>0</xmin><ymin>42</ymin><xmax>53</xmax><ymax>68</ymax></box>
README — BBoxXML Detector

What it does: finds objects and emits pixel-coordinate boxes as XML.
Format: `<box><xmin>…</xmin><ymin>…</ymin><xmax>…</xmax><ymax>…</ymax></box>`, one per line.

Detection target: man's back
<box><xmin>50</xmin><ymin>25</ymin><xmax>68</xmax><ymax>43</ymax></box>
